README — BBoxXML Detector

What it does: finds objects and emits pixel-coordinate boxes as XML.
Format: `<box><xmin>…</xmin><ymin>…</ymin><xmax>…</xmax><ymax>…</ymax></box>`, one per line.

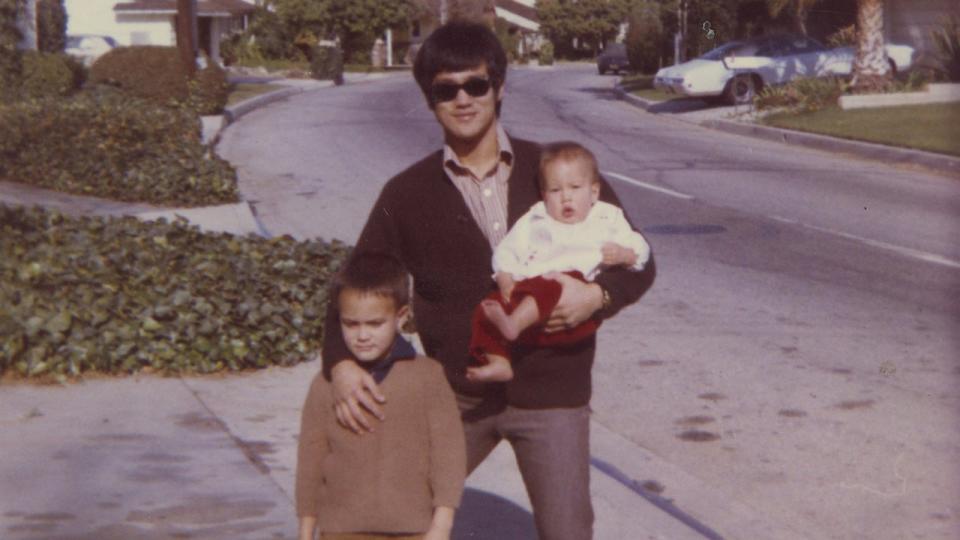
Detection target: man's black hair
<box><xmin>333</xmin><ymin>252</ymin><xmax>410</xmax><ymax>309</ymax></box>
<box><xmin>413</xmin><ymin>20</ymin><xmax>507</xmax><ymax>109</ymax></box>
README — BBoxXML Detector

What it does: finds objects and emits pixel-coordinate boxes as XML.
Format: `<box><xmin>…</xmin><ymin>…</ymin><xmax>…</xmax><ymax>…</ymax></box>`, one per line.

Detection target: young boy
<box><xmin>467</xmin><ymin>142</ymin><xmax>651</xmax><ymax>382</ymax></box>
<box><xmin>296</xmin><ymin>252</ymin><xmax>466</xmax><ymax>540</ymax></box>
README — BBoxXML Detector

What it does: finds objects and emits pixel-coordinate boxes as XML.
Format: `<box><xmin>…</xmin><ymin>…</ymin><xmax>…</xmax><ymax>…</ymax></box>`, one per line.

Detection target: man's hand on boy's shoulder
<box><xmin>331</xmin><ymin>360</ymin><xmax>386</xmax><ymax>433</ymax></box>
<box><xmin>541</xmin><ymin>273</ymin><xmax>604</xmax><ymax>332</ymax></box>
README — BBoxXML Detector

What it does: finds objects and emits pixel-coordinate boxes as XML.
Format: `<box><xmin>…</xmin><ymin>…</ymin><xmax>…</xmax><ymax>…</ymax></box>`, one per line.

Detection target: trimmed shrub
<box><xmin>20</xmin><ymin>51</ymin><xmax>80</xmax><ymax>97</ymax></box>
<box><xmin>0</xmin><ymin>204</ymin><xmax>351</xmax><ymax>379</ymax></box>
<box><xmin>187</xmin><ymin>60</ymin><xmax>229</xmax><ymax>115</ymax></box>
<box><xmin>626</xmin><ymin>1</ymin><xmax>663</xmax><ymax>74</ymax></box>
<box><xmin>36</xmin><ymin>0</ymin><xmax>67</xmax><ymax>53</ymax></box>
<box><xmin>90</xmin><ymin>45</ymin><xmax>191</xmax><ymax>104</ymax></box>
<box><xmin>311</xmin><ymin>45</ymin><xmax>344</xmax><ymax>84</ymax></box>
<box><xmin>538</xmin><ymin>41</ymin><xmax>554</xmax><ymax>66</ymax></box>
<box><xmin>0</xmin><ymin>89</ymin><xmax>238</xmax><ymax>206</ymax></box>
<box><xmin>89</xmin><ymin>46</ymin><xmax>227</xmax><ymax>114</ymax></box>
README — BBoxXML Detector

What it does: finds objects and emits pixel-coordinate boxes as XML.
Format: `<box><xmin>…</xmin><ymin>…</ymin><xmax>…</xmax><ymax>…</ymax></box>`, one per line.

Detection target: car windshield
<box><xmin>699</xmin><ymin>42</ymin><xmax>747</xmax><ymax>60</ymax></box>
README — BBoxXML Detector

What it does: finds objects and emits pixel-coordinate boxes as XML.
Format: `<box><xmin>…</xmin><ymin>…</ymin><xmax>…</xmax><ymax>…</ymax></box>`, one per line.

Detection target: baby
<box><xmin>467</xmin><ymin>141</ymin><xmax>650</xmax><ymax>382</ymax></box>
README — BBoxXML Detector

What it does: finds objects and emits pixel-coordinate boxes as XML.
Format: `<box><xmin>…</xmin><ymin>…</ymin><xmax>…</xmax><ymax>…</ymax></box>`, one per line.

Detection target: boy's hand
<box><xmin>601</xmin><ymin>242</ymin><xmax>637</xmax><ymax>267</ymax></box>
<box><xmin>331</xmin><ymin>360</ymin><xmax>385</xmax><ymax>433</ymax></box>
<box><xmin>424</xmin><ymin>506</ymin><xmax>455</xmax><ymax>540</ymax></box>
<box><xmin>494</xmin><ymin>272</ymin><xmax>515</xmax><ymax>302</ymax></box>
<box><xmin>542</xmin><ymin>273</ymin><xmax>603</xmax><ymax>332</ymax></box>
<box><xmin>298</xmin><ymin>516</ymin><xmax>317</xmax><ymax>540</ymax></box>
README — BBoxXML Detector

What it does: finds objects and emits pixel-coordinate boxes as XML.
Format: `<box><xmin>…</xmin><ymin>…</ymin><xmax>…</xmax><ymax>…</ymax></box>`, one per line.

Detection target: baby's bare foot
<box><xmin>466</xmin><ymin>356</ymin><xmax>514</xmax><ymax>382</ymax></box>
<box><xmin>481</xmin><ymin>299</ymin><xmax>521</xmax><ymax>341</ymax></box>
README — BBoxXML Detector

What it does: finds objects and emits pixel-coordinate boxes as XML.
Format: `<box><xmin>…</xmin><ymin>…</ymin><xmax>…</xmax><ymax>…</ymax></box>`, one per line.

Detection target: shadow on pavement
<box><xmin>646</xmin><ymin>97</ymin><xmax>713</xmax><ymax>114</ymax></box>
<box><xmin>575</xmin><ymin>87</ymin><xmax>623</xmax><ymax>101</ymax></box>
<box><xmin>452</xmin><ymin>488</ymin><xmax>536</xmax><ymax>540</ymax></box>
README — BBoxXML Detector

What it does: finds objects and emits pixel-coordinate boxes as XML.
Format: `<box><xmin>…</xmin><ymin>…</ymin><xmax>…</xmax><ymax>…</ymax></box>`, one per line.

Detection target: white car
<box><xmin>653</xmin><ymin>35</ymin><xmax>915</xmax><ymax>105</ymax></box>
<box><xmin>65</xmin><ymin>35</ymin><xmax>118</xmax><ymax>66</ymax></box>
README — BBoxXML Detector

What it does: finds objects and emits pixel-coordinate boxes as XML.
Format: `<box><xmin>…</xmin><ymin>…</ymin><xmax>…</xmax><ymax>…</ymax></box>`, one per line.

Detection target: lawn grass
<box><xmin>618</xmin><ymin>74</ymin><xmax>680</xmax><ymax>102</ymax></box>
<box><xmin>235</xmin><ymin>58</ymin><xmax>310</xmax><ymax>72</ymax></box>
<box><xmin>763</xmin><ymin>102</ymin><xmax>960</xmax><ymax>157</ymax></box>
<box><xmin>227</xmin><ymin>83</ymin><xmax>288</xmax><ymax>106</ymax></box>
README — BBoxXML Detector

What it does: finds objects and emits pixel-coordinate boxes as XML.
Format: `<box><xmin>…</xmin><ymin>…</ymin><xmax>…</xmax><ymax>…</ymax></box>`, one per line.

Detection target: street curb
<box><xmin>613</xmin><ymin>82</ymin><xmax>960</xmax><ymax>177</ymax></box>
<box><xmin>613</xmin><ymin>83</ymin><xmax>656</xmax><ymax>110</ymax></box>
<box><xmin>224</xmin><ymin>84</ymin><xmax>328</xmax><ymax>125</ymax></box>
<box><xmin>700</xmin><ymin>118</ymin><xmax>960</xmax><ymax>176</ymax></box>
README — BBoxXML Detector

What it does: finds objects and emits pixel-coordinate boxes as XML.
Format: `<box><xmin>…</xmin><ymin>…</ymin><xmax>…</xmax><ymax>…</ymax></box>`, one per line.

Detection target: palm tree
<box><xmin>850</xmin><ymin>0</ymin><xmax>891</xmax><ymax>91</ymax></box>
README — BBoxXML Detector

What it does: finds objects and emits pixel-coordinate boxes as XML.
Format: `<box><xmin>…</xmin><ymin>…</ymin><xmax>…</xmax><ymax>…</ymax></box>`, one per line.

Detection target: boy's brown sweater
<box><xmin>322</xmin><ymin>136</ymin><xmax>657</xmax><ymax>408</ymax></box>
<box><xmin>295</xmin><ymin>355</ymin><xmax>466</xmax><ymax>533</ymax></box>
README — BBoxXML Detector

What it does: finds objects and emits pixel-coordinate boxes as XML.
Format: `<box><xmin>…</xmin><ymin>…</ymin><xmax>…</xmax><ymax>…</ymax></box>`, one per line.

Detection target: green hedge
<box><xmin>311</xmin><ymin>45</ymin><xmax>344</xmax><ymax>84</ymax></box>
<box><xmin>90</xmin><ymin>46</ymin><xmax>228</xmax><ymax>115</ymax></box>
<box><xmin>0</xmin><ymin>204</ymin><xmax>350</xmax><ymax>379</ymax></box>
<box><xmin>20</xmin><ymin>51</ymin><xmax>84</xmax><ymax>97</ymax></box>
<box><xmin>0</xmin><ymin>89</ymin><xmax>239</xmax><ymax>206</ymax></box>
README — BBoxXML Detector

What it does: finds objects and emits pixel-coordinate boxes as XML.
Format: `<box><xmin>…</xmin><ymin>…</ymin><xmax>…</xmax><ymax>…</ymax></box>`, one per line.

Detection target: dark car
<box><xmin>597</xmin><ymin>43</ymin><xmax>629</xmax><ymax>75</ymax></box>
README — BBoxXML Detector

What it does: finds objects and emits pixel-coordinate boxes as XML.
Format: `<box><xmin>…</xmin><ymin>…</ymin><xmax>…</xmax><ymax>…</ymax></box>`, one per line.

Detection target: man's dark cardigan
<box><xmin>323</xmin><ymin>137</ymin><xmax>656</xmax><ymax>410</ymax></box>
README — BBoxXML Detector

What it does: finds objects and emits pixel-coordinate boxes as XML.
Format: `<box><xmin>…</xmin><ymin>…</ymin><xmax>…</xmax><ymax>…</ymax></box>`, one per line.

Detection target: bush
<box><xmin>0</xmin><ymin>89</ymin><xmax>238</xmax><ymax>206</ymax></box>
<box><xmin>19</xmin><ymin>51</ymin><xmax>81</xmax><ymax>97</ymax></box>
<box><xmin>187</xmin><ymin>60</ymin><xmax>229</xmax><ymax>115</ymax></box>
<box><xmin>931</xmin><ymin>15</ymin><xmax>960</xmax><ymax>82</ymax></box>
<box><xmin>0</xmin><ymin>204</ymin><xmax>351</xmax><ymax>379</ymax></box>
<box><xmin>538</xmin><ymin>41</ymin><xmax>554</xmax><ymax>66</ymax></box>
<box><xmin>36</xmin><ymin>0</ymin><xmax>67</xmax><ymax>53</ymax></box>
<box><xmin>755</xmin><ymin>77</ymin><xmax>847</xmax><ymax>112</ymax></box>
<box><xmin>89</xmin><ymin>46</ymin><xmax>227</xmax><ymax>114</ymax></box>
<box><xmin>626</xmin><ymin>1</ymin><xmax>663</xmax><ymax>74</ymax></box>
<box><xmin>311</xmin><ymin>45</ymin><xmax>344</xmax><ymax>84</ymax></box>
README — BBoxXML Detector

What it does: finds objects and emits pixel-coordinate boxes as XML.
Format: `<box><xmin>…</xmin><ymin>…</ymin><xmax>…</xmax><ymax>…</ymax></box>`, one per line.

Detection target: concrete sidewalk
<box><xmin>0</xmin><ymin>71</ymin><xmax>768</xmax><ymax>540</ymax></box>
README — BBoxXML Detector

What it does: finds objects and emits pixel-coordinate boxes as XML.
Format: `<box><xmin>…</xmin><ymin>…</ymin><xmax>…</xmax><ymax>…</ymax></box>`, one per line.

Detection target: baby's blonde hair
<box><xmin>538</xmin><ymin>141</ymin><xmax>600</xmax><ymax>192</ymax></box>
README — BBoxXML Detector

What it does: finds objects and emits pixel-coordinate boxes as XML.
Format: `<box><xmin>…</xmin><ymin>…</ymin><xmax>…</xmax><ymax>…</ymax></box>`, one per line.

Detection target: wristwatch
<box><xmin>600</xmin><ymin>286</ymin><xmax>612</xmax><ymax>311</ymax></box>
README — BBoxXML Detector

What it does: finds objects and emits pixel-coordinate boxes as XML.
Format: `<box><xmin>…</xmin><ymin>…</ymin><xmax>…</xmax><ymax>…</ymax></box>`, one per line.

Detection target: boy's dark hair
<box><xmin>333</xmin><ymin>252</ymin><xmax>410</xmax><ymax>309</ymax></box>
<box><xmin>538</xmin><ymin>141</ymin><xmax>601</xmax><ymax>191</ymax></box>
<box><xmin>413</xmin><ymin>20</ymin><xmax>507</xmax><ymax>110</ymax></box>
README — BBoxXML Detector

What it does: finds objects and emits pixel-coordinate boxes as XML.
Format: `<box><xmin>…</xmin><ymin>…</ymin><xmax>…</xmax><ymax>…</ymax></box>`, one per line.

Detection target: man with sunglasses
<box><xmin>321</xmin><ymin>20</ymin><xmax>656</xmax><ymax>540</ymax></box>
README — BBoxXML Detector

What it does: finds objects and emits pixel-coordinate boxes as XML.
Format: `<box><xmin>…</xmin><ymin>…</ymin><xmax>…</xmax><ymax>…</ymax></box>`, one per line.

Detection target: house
<box><xmin>885</xmin><ymin>0</ymin><xmax>960</xmax><ymax>71</ymax></box>
<box><xmin>386</xmin><ymin>0</ymin><xmax>541</xmax><ymax>66</ymax></box>
<box><xmin>64</xmin><ymin>0</ymin><xmax>255</xmax><ymax>63</ymax></box>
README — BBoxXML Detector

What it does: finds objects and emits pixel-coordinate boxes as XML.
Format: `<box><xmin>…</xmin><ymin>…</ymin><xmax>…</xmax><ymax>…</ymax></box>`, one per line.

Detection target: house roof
<box><xmin>114</xmin><ymin>0</ymin><xmax>256</xmax><ymax>17</ymax></box>
<box><xmin>496</xmin><ymin>0</ymin><xmax>538</xmax><ymax>23</ymax></box>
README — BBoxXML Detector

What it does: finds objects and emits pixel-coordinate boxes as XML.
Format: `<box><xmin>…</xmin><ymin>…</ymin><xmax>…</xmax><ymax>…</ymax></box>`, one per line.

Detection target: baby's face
<box><xmin>541</xmin><ymin>158</ymin><xmax>600</xmax><ymax>224</ymax></box>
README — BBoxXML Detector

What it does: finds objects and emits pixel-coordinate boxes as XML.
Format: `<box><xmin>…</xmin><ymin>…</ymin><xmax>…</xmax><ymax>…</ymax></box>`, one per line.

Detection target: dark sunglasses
<box><xmin>430</xmin><ymin>77</ymin><xmax>493</xmax><ymax>103</ymax></box>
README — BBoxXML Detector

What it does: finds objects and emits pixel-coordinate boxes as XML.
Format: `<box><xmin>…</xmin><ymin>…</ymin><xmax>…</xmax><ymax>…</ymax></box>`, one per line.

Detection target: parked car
<box><xmin>597</xmin><ymin>43</ymin><xmax>629</xmax><ymax>75</ymax></box>
<box><xmin>65</xmin><ymin>35</ymin><xmax>118</xmax><ymax>66</ymax></box>
<box><xmin>653</xmin><ymin>35</ymin><xmax>915</xmax><ymax>105</ymax></box>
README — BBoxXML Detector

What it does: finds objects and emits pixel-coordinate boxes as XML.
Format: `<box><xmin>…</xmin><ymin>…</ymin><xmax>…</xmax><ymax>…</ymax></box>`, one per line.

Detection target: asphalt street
<box><xmin>219</xmin><ymin>64</ymin><xmax>960</xmax><ymax>539</ymax></box>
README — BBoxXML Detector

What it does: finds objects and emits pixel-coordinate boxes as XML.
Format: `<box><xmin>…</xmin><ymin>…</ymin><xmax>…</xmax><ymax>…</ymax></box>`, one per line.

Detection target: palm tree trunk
<box><xmin>851</xmin><ymin>0</ymin><xmax>891</xmax><ymax>91</ymax></box>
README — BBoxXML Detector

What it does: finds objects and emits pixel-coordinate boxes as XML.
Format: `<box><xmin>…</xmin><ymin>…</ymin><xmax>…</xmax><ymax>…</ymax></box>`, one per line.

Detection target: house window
<box><xmin>131</xmin><ymin>31</ymin><xmax>150</xmax><ymax>45</ymax></box>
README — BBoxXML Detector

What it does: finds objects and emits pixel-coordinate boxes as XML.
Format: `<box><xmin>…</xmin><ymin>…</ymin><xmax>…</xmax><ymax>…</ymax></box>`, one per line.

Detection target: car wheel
<box><xmin>888</xmin><ymin>59</ymin><xmax>898</xmax><ymax>77</ymax></box>
<box><xmin>598</xmin><ymin>66</ymin><xmax>607</xmax><ymax>75</ymax></box>
<box><xmin>723</xmin><ymin>74</ymin><xmax>757</xmax><ymax>105</ymax></box>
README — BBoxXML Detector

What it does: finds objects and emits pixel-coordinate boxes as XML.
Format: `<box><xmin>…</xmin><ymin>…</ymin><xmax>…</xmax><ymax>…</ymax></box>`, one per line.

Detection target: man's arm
<box><xmin>321</xmin><ymin>184</ymin><xmax>406</xmax><ymax>432</ymax></box>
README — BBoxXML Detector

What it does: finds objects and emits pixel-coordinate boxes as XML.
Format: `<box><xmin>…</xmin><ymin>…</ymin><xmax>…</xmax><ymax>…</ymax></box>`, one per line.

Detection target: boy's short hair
<box><xmin>538</xmin><ymin>141</ymin><xmax>601</xmax><ymax>191</ymax></box>
<box><xmin>413</xmin><ymin>20</ymin><xmax>507</xmax><ymax>109</ymax></box>
<box><xmin>333</xmin><ymin>252</ymin><xmax>410</xmax><ymax>309</ymax></box>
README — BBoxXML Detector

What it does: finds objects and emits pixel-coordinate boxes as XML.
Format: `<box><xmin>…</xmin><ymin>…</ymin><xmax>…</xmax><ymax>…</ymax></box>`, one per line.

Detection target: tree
<box><xmin>1</xmin><ymin>0</ymin><xmax>25</xmax><ymax>88</ymax></box>
<box><xmin>35</xmin><ymin>0</ymin><xmax>66</xmax><ymax>53</ymax></box>
<box><xmin>625</xmin><ymin>1</ymin><xmax>663</xmax><ymax>73</ymax></box>
<box><xmin>765</xmin><ymin>0</ymin><xmax>820</xmax><ymax>35</ymax></box>
<box><xmin>536</xmin><ymin>0</ymin><xmax>629</xmax><ymax>58</ymax></box>
<box><xmin>850</xmin><ymin>0</ymin><xmax>890</xmax><ymax>91</ymax></box>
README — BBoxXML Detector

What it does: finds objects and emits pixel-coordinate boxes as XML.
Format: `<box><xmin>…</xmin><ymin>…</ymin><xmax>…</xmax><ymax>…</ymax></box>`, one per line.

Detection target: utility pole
<box><xmin>176</xmin><ymin>0</ymin><xmax>198</xmax><ymax>76</ymax></box>
<box><xmin>673</xmin><ymin>0</ymin><xmax>687</xmax><ymax>65</ymax></box>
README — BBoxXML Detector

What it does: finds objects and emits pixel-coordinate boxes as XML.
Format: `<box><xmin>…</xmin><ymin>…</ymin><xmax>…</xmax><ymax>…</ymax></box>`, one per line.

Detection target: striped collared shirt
<box><xmin>443</xmin><ymin>124</ymin><xmax>514</xmax><ymax>248</ymax></box>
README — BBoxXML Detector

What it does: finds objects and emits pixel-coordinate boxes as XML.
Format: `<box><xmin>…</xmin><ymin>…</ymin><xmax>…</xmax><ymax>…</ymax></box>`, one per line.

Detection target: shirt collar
<box><xmin>362</xmin><ymin>335</ymin><xmax>417</xmax><ymax>383</ymax></box>
<box><xmin>443</xmin><ymin>123</ymin><xmax>514</xmax><ymax>178</ymax></box>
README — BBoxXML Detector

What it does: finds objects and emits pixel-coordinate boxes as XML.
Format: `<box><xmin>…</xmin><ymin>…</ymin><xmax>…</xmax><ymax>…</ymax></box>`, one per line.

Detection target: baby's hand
<box><xmin>601</xmin><ymin>242</ymin><xmax>637</xmax><ymax>267</ymax></box>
